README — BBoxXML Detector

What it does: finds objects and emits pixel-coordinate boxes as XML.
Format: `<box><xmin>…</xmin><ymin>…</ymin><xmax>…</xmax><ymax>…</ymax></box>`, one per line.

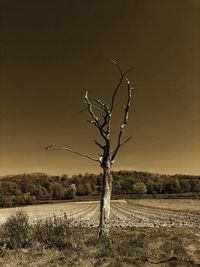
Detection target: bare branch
<box><xmin>110</xmin><ymin>59</ymin><xmax>123</xmax><ymax>76</ymax></box>
<box><xmin>110</xmin><ymin>75</ymin><xmax>123</xmax><ymax>113</ymax></box>
<box><xmin>120</xmin><ymin>136</ymin><xmax>132</xmax><ymax>147</ymax></box>
<box><xmin>93</xmin><ymin>139</ymin><xmax>104</xmax><ymax>149</ymax></box>
<box><xmin>111</xmin><ymin>128</ymin><xmax>123</xmax><ymax>161</ymax></box>
<box><xmin>93</xmin><ymin>98</ymin><xmax>109</xmax><ymax>112</ymax></box>
<box><xmin>110</xmin><ymin>136</ymin><xmax>132</xmax><ymax>154</ymax></box>
<box><xmin>85</xmin><ymin>91</ymin><xmax>100</xmax><ymax>124</ymax></box>
<box><xmin>85</xmin><ymin>91</ymin><xmax>109</xmax><ymax>142</ymax></box>
<box><xmin>111</xmin><ymin>78</ymin><xmax>132</xmax><ymax>161</ymax></box>
<box><xmin>87</xmin><ymin>119</ymin><xmax>99</xmax><ymax>128</ymax></box>
<box><xmin>92</xmin><ymin>98</ymin><xmax>111</xmax><ymax>132</ymax></box>
<box><xmin>79</xmin><ymin>103</ymin><xmax>105</xmax><ymax>116</ymax></box>
<box><xmin>122</xmin><ymin>78</ymin><xmax>132</xmax><ymax>125</ymax></box>
<box><xmin>79</xmin><ymin>106</ymin><xmax>88</xmax><ymax>113</ymax></box>
<box><xmin>124</xmin><ymin>66</ymin><xmax>133</xmax><ymax>76</ymax></box>
<box><xmin>45</xmin><ymin>145</ymin><xmax>99</xmax><ymax>162</ymax></box>
<box><xmin>109</xmin><ymin>59</ymin><xmax>133</xmax><ymax>113</ymax></box>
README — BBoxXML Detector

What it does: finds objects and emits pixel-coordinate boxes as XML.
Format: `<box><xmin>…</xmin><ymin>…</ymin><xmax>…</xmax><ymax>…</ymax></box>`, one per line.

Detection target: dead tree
<box><xmin>46</xmin><ymin>60</ymin><xmax>133</xmax><ymax>237</ymax></box>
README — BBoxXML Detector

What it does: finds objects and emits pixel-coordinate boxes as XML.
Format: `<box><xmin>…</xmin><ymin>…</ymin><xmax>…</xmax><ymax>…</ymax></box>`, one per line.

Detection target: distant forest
<box><xmin>0</xmin><ymin>171</ymin><xmax>200</xmax><ymax>207</ymax></box>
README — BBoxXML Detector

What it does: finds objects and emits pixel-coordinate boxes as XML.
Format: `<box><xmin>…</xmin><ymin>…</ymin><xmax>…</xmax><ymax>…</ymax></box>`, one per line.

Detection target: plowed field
<box><xmin>0</xmin><ymin>199</ymin><xmax>199</xmax><ymax>227</ymax></box>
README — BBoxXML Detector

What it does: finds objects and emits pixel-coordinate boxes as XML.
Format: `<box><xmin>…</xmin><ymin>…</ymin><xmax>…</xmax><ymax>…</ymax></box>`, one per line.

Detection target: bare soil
<box><xmin>0</xmin><ymin>199</ymin><xmax>199</xmax><ymax>228</ymax></box>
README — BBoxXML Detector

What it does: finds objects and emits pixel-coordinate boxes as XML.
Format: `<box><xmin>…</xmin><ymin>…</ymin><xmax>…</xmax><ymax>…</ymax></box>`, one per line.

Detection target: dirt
<box><xmin>110</xmin><ymin>201</ymin><xmax>200</xmax><ymax>228</ymax></box>
<box><xmin>0</xmin><ymin>199</ymin><xmax>199</xmax><ymax>229</ymax></box>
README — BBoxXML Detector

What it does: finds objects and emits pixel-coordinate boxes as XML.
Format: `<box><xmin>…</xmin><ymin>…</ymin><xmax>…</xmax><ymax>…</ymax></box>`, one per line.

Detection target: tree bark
<box><xmin>98</xmin><ymin>165</ymin><xmax>113</xmax><ymax>238</ymax></box>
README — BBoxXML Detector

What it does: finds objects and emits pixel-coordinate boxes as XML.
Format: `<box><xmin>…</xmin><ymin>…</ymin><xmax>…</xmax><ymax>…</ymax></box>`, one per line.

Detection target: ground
<box><xmin>0</xmin><ymin>199</ymin><xmax>199</xmax><ymax>227</ymax></box>
<box><xmin>0</xmin><ymin>227</ymin><xmax>200</xmax><ymax>267</ymax></box>
<box><xmin>0</xmin><ymin>199</ymin><xmax>199</xmax><ymax>267</ymax></box>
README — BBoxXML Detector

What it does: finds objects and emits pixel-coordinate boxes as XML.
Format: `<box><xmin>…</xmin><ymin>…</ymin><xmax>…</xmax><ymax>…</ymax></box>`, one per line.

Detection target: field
<box><xmin>0</xmin><ymin>199</ymin><xmax>200</xmax><ymax>267</ymax></box>
<box><xmin>0</xmin><ymin>199</ymin><xmax>200</xmax><ymax>228</ymax></box>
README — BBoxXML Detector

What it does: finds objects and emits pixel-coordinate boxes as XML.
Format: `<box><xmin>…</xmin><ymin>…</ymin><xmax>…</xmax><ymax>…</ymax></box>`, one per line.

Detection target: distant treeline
<box><xmin>0</xmin><ymin>170</ymin><xmax>200</xmax><ymax>207</ymax></box>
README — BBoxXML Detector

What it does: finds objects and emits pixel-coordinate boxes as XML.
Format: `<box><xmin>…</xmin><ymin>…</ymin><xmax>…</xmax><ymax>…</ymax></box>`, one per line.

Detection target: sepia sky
<box><xmin>0</xmin><ymin>0</ymin><xmax>200</xmax><ymax>176</ymax></box>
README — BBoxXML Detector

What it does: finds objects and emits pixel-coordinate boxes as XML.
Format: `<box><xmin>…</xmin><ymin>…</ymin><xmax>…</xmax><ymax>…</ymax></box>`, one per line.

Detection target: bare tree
<box><xmin>46</xmin><ymin>60</ymin><xmax>133</xmax><ymax>237</ymax></box>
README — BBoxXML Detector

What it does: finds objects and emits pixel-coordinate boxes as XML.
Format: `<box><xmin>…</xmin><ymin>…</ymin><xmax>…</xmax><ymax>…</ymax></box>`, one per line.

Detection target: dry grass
<box><xmin>0</xmin><ymin>226</ymin><xmax>200</xmax><ymax>267</ymax></box>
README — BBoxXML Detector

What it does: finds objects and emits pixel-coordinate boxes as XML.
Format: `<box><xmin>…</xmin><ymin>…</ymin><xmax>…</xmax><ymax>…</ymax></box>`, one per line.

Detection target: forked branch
<box><xmin>85</xmin><ymin>91</ymin><xmax>109</xmax><ymax>142</ymax></box>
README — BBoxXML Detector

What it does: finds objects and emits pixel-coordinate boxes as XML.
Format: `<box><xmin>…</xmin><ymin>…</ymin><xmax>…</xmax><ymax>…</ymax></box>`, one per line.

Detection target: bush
<box><xmin>33</xmin><ymin>214</ymin><xmax>81</xmax><ymax>249</ymax></box>
<box><xmin>0</xmin><ymin>210</ymin><xmax>30</xmax><ymax>249</ymax></box>
<box><xmin>0</xmin><ymin>212</ymin><xmax>85</xmax><ymax>251</ymax></box>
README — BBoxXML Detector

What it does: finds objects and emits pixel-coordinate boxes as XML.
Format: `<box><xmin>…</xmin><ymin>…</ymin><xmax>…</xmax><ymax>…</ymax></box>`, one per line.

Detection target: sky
<box><xmin>0</xmin><ymin>0</ymin><xmax>200</xmax><ymax>176</ymax></box>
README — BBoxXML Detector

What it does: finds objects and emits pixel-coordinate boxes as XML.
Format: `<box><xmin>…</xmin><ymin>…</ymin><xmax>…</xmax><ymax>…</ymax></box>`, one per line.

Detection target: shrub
<box><xmin>33</xmin><ymin>214</ymin><xmax>81</xmax><ymax>249</ymax></box>
<box><xmin>0</xmin><ymin>210</ymin><xmax>30</xmax><ymax>249</ymax></box>
<box><xmin>0</xmin><ymin>212</ymin><xmax>85</xmax><ymax>251</ymax></box>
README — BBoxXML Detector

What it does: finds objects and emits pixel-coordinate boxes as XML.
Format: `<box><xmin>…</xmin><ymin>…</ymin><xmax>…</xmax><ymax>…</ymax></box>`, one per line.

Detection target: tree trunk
<box><xmin>98</xmin><ymin>165</ymin><xmax>113</xmax><ymax>238</ymax></box>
